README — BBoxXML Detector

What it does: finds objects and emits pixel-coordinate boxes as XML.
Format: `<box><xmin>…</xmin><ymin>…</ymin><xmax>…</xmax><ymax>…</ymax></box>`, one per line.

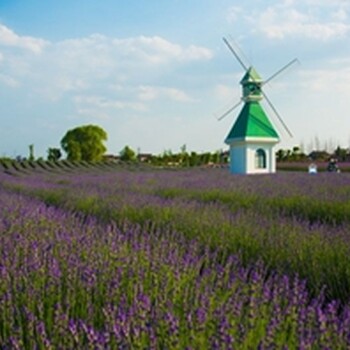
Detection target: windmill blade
<box><xmin>262</xmin><ymin>91</ymin><xmax>293</xmax><ymax>137</ymax></box>
<box><xmin>222</xmin><ymin>37</ymin><xmax>249</xmax><ymax>71</ymax></box>
<box><xmin>216</xmin><ymin>100</ymin><xmax>242</xmax><ymax>121</ymax></box>
<box><xmin>228</xmin><ymin>34</ymin><xmax>252</xmax><ymax>69</ymax></box>
<box><xmin>263</xmin><ymin>58</ymin><xmax>299</xmax><ymax>85</ymax></box>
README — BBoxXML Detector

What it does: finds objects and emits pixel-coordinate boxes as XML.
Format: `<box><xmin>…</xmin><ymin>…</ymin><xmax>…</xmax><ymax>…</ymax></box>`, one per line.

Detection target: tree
<box><xmin>179</xmin><ymin>144</ymin><xmax>188</xmax><ymax>165</ymax></box>
<box><xmin>47</xmin><ymin>148</ymin><xmax>62</xmax><ymax>162</ymax></box>
<box><xmin>211</xmin><ymin>151</ymin><xmax>220</xmax><ymax>164</ymax></box>
<box><xmin>120</xmin><ymin>145</ymin><xmax>136</xmax><ymax>161</ymax></box>
<box><xmin>276</xmin><ymin>149</ymin><xmax>287</xmax><ymax>162</ymax></box>
<box><xmin>200</xmin><ymin>152</ymin><xmax>211</xmax><ymax>165</ymax></box>
<box><xmin>28</xmin><ymin>144</ymin><xmax>35</xmax><ymax>161</ymax></box>
<box><xmin>334</xmin><ymin>146</ymin><xmax>348</xmax><ymax>162</ymax></box>
<box><xmin>189</xmin><ymin>151</ymin><xmax>199</xmax><ymax>166</ymax></box>
<box><xmin>60</xmin><ymin>125</ymin><xmax>107</xmax><ymax>162</ymax></box>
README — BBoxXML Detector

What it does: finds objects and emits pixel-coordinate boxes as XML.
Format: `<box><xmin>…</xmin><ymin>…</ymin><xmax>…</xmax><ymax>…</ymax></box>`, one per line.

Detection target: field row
<box><xmin>0</xmin><ymin>158</ymin><xmax>137</xmax><ymax>176</ymax></box>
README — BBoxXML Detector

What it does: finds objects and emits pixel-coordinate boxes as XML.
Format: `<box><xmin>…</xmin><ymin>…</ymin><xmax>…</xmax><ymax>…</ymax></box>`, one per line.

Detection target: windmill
<box><xmin>218</xmin><ymin>37</ymin><xmax>298</xmax><ymax>174</ymax></box>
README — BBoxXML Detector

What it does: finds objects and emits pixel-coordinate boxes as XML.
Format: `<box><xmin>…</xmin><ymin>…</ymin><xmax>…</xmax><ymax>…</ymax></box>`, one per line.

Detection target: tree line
<box><xmin>276</xmin><ymin>146</ymin><xmax>350</xmax><ymax>162</ymax></box>
<box><xmin>2</xmin><ymin>124</ymin><xmax>350</xmax><ymax>166</ymax></box>
<box><xmin>2</xmin><ymin>125</ymin><xmax>228</xmax><ymax>167</ymax></box>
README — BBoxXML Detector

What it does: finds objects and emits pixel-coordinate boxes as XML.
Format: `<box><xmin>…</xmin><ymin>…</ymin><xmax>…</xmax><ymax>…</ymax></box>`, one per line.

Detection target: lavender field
<box><xmin>1</xmin><ymin>165</ymin><xmax>350</xmax><ymax>348</ymax></box>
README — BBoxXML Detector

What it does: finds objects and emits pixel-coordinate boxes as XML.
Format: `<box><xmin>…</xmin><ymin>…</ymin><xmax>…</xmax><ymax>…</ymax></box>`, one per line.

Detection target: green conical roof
<box><xmin>225</xmin><ymin>101</ymin><xmax>279</xmax><ymax>142</ymax></box>
<box><xmin>240</xmin><ymin>67</ymin><xmax>262</xmax><ymax>84</ymax></box>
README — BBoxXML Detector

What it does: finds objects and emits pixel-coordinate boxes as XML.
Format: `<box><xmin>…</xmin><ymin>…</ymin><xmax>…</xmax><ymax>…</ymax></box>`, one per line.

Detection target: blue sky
<box><xmin>0</xmin><ymin>0</ymin><xmax>350</xmax><ymax>158</ymax></box>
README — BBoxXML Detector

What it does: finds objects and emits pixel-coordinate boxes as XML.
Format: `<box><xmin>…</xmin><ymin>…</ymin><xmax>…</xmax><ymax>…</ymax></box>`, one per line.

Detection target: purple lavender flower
<box><xmin>2</xmin><ymin>169</ymin><xmax>350</xmax><ymax>348</ymax></box>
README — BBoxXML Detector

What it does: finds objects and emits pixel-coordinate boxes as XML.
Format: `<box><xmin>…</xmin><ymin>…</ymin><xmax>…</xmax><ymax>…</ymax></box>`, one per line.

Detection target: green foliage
<box><xmin>147</xmin><ymin>148</ymin><xmax>227</xmax><ymax>167</ymax></box>
<box><xmin>276</xmin><ymin>146</ymin><xmax>307</xmax><ymax>162</ymax></box>
<box><xmin>334</xmin><ymin>146</ymin><xmax>348</xmax><ymax>161</ymax></box>
<box><xmin>308</xmin><ymin>150</ymin><xmax>331</xmax><ymax>161</ymax></box>
<box><xmin>47</xmin><ymin>148</ymin><xmax>62</xmax><ymax>162</ymax></box>
<box><xmin>28</xmin><ymin>144</ymin><xmax>35</xmax><ymax>162</ymax></box>
<box><xmin>120</xmin><ymin>145</ymin><xmax>136</xmax><ymax>161</ymax></box>
<box><xmin>60</xmin><ymin>125</ymin><xmax>107</xmax><ymax>162</ymax></box>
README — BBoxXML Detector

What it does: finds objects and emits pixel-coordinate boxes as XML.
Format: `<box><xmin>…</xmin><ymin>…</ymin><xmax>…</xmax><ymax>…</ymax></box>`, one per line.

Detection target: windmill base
<box><xmin>227</xmin><ymin>140</ymin><xmax>278</xmax><ymax>174</ymax></box>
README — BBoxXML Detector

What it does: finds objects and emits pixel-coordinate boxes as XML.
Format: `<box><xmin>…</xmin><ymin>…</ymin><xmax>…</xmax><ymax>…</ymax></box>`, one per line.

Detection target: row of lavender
<box><xmin>3</xmin><ymin>168</ymin><xmax>350</xmax><ymax>303</ymax></box>
<box><xmin>1</xmin><ymin>185</ymin><xmax>350</xmax><ymax>349</ymax></box>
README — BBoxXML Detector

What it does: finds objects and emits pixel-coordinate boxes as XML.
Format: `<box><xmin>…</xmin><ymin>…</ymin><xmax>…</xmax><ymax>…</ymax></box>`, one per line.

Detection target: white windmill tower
<box><xmin>218</xmin><ymin>37</ymin><xmax>298</xmax><ymax>174</ymax></box>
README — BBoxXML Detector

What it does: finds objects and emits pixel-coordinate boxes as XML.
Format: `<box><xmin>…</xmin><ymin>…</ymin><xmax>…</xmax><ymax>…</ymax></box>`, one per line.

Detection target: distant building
<box><xmin>103</xmin><ymin>154</ymin><xmax>120</xmax><ymax>162</ymax></box>
<box><xmin>137</xmin><ymin>153</ymin><xmax>153</xmax><ymax>162</ymax></box>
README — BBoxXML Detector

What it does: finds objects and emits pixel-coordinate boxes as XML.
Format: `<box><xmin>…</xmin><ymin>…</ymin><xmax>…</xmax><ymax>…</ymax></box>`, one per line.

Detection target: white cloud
<box><xmin>0</xmin><ymin>24</ymin><xmax>213</xmax><ymax>109</ymax></box>
<box><xmin>138</xmin><ymin>86</ymin><xmax>159</xmax><ymax>101</ymax></box>
<box><xmin>230</xmin><ymin>2</ymin><xmax>350</xmax><ymax>41</ymax></box>
<box><xmin>303</xmin><ymin>0</ymin><xmax>349</xmax><ymax>6</ymax></box>
<box><xmin>332</xmin><ymin>8</ymin><xmax>348</xmax><ymax>21</ymax></box>
<box><xmin>299</xmin><ymin>65</ymin><xmax>350</xmax><ymax>94</ymax></box>
<box><xmin>184</xmin><ymin>45</ymin><xmax>213</xmax><ymax>61</ymax></box>
<box><xmin>56</xmin><ymin>77</ymin><xmax>89</xmax><ymax>92</ymax></box>
<box><xmin>257</xmin><ymin>6</ymin><xmax>350</xmax><ymax>40</ymax></box>
<box><xmin>279</xmin><ymin>61</ymin><xmax>350</xmax><ymax>150</ymax></box>
<box><xmin>75</xmin><ymin>108</ymin><xmax>111</xmax><ymax>120</ymax></box>
<box><xmin>113</xmin><ymin>36</ymin><xmax>213</xmax><ymax>64</ymax></box>
<box><xmin>138</xmin><ymin>85</ymin><xmax>195</xmax><ymax>102</ymax></box>
<box><xmin>74</xmin><ymin>95</ymin><xmax>147</xmax><ymax>113</ymax></box>
<box><xmin>211</xmin><ymin>84</ymin><xmax>242</xmax><ymax>121</ymax></box>
<box><xmin>0</xmin><ymin>24</ymin><xmax>48</xmax><ymax>53</ymax></box>
<box><xmin>74</xmin><ymin>95</ymin><xmax>124</xmax><ymax>109</ymax></box>
<box><xmin>85</xmin><ymin>33</ymin><xmax>212</xmax><ymax>65</ymax></box>
<box><xmin>214</xmin><ymin>84</ymin><xmax>236</xmax><ymax>101</ymax></box>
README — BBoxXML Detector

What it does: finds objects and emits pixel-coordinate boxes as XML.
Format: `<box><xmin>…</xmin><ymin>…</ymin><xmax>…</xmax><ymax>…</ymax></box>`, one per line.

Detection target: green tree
<box><xmin>120</xmin><ymin>145</ymin><xmax>136</xmax><ymax>161</ymax></box>
<box><xmin>28</xmin><ymin>144</ymin><xmax>35</xmax><ymax>161</ymax></box>
<box><xmin>211</xmin><ymin>151</ymin><xmax>220</xmax><ymax>164</ymax></box>
<box><xmin>189</xmin><ymin>151</ymin><xmax>199</xmax><ymax>166</ymax></box>
<box><xmin>47</xmin><ymin>148</ymin><xmax>62</xmax><ymax>162</ymax></box>
<box><xmin>200</xmin><ymin>152</ymin><xmax>211</xmax><ymax>165</ymax></box>
<box><xmin>179</xmin><ymin>144</ymin><xmax>188</xmax><ymax>165</ymax></box>
<box><xmin>60</xmin><ymin>125</ymin><xmax>107</xmax><ymax>162</ymax></box>
<box><xmin>276</xmin><ymin>149</ymin><xmax>285</xmax><ymax>162</ymax></box>
<box><xmin>334</xmin><ymin>146</ymin><xmax>348</xmax><ymax>162</ymax></box>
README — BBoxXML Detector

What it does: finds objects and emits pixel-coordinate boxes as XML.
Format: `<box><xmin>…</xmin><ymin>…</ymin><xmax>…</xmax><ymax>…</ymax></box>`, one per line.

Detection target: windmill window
<box><xmin>255</xmin><ymin>149</ymin><xmax>266</xmax><ymax>169</ymax></box>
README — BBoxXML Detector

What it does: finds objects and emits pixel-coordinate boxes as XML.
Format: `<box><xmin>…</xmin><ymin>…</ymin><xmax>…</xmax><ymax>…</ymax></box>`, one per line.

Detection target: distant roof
<box><xmin>240</xmin><ymin>67</ymin><xmax>262</xmax><ymax>84</ymax></box>
<box><xmin>225</xmin><ymin>101</ymin><xmax>279</xmax><ymax>141</ymax></box>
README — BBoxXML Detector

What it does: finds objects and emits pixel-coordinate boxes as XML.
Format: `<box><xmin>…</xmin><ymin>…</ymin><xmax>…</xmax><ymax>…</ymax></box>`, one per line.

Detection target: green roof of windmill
<box><xmin>225</xmin><ymin>101</ymin><xmax>279</xmax><ymax>141</ymax></box>
<box><xmin>240</xmin><ymin>67</ymin><xmax>262</xmax><ymax>84</ymax></box>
